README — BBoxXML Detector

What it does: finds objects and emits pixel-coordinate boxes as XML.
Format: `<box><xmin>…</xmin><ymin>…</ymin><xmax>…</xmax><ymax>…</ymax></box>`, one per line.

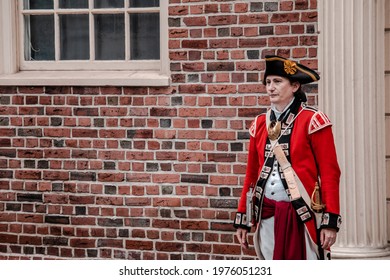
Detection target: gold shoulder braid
<box><xmin>311</xmin><ymin>182</ymin><xmax>325</xmax><ymax>213</ymax></box>
<box><xmin>267</xmin><ymin>120</ymin><xmax>281</xmax><ymax>141</ymax></box>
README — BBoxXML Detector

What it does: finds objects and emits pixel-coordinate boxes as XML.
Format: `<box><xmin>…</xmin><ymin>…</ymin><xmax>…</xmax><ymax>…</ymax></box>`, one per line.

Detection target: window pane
<box><xmin>59</xmin><ymin>15</ymin><xmax>89</xmax><ymax>60</ymax></box>
<box><xmin>129</xmin><ymin>0</ymin><xmax>159</xmax><ymax>8</ymax></box>
<box><xmin>24</xmin><ymin>0</ymin><xmax>53</xmax><ymax>9</ymax></box>
<box><xmin>59</xmin><ymin>0</ymin><xmax>88</xmax><ymax>9</ymax></box>
<box><xmin>95</xmin><ymin>14</ymin><xmax>125</xmax><ymax>60</ymax></box>
<box><xmin>94</xmin><ymin>0</ymin><xmax>124</xmax><ymax>9</ymax></box>
<box><xmin>130</xmin><ymin>13</ymin><xmax>160</xmax><ymax>60</ymax></box>
<box><xmin>25</xmin><ymin>15</ymin><xmax>55</xmax><ymax>61</ymax></box>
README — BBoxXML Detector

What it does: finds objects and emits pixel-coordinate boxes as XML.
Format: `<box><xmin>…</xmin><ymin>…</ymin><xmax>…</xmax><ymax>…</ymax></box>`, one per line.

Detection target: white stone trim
<box><xmin>0</xmin><ymin>70</ymin><xmax>170</xmax><ymax>87</ymax></box>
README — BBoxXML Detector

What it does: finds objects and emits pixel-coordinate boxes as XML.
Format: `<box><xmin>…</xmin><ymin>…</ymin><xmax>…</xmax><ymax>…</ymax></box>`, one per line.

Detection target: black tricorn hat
<box><xmin>263</xmin><ymin>55</ymin><xmax>320</xmax><ymax>85</ymax></box>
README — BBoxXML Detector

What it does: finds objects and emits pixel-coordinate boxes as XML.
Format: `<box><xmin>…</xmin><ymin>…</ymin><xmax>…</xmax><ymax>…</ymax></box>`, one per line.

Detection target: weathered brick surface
<box><xmin>0</xmin><ymin>0</ymin><xmax>318</xmax><ymax>260</ymax></box>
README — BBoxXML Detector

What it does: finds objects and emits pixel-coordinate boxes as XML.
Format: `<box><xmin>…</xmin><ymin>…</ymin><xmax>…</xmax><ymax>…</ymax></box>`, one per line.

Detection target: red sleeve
<box><xmin>309</xmin><ymin>125</ymin><xmax>341</xmax><ymax>215</ymax></box>
<box><xmin>237</xmin><ymin>125</ymin><xmax>260</xmax><ymax>213</ymax></box>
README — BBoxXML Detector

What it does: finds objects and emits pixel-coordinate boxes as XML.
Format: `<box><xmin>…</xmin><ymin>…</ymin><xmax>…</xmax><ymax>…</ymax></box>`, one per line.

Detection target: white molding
<box><xmin>159</xmin><ymin>0</ymin><xmax>169</xmax><ymax>76</ymax></box>
<box><xmin>0</xmin><ymin>70</ymin><xmax>170</xmax><ymax>86</ymax></box>
<box><xmin>0</xmin><ymin>0</ymin><xmax>18</xmax><ymax>74</ymax></box>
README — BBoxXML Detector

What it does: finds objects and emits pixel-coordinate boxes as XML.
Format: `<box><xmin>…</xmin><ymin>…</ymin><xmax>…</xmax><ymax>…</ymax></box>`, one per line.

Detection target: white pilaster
<box><xmin>0</xmin><ymin>0</ymin><xmax>18</xmax><ymax>75</ymax></box>
<box><xmin>318</xmin><ymin>0</ymin><xmax>390</xmax><ymax>258</ymax></box>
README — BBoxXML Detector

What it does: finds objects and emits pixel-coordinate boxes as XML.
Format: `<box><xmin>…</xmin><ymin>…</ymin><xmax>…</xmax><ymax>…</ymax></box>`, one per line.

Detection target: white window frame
<box><xmin>0</xmin><ymin>0</ymin><xmax>170</xmax><ymax>86</ymax></box>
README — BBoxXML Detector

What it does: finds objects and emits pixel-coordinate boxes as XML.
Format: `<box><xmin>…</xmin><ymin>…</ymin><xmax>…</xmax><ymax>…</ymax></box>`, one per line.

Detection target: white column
<box><xmin>318</xmin><ymin>0</ymin><xmax>390</xmax><ymax>258</ymax></box>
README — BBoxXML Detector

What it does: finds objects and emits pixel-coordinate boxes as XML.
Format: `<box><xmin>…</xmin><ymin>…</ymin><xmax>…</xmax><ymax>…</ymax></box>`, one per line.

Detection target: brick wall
<box><xmin>0</xmin><ymin>0</ymin><xmax>319</xmax><ymax>260</ymax></box>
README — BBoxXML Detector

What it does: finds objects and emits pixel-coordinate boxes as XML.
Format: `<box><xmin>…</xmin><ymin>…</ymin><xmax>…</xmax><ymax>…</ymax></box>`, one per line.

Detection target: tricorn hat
<box><xmin>263</xmin><ymin>55</ymin><xmax>320</xmax><ymax>85</ymax></box>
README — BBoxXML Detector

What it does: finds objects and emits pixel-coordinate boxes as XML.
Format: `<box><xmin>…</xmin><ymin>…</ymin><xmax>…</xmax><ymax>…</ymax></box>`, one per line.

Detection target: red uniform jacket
<box><xmin>236</xmin><ymin>105</ymin><xmax>341</xmax><ymax>244</ymax></box>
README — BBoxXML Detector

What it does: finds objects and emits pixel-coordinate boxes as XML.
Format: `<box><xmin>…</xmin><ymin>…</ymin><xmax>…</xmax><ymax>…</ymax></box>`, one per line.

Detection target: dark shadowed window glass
<box><xmin>24</xmin><ymin>15</ymin><xmax>55</xmax><ymax>60</ymax></box>
<box><xmin>24</xmin><ymin>0</ymin><xmax>53</xmax><ymax>9</ymax></box>
<box><xmin>130</xmin><ymin>13</ymin><xmax>160</xmax><ymax>60</ymax></box>
<box><xmin>94</xmin><ymin>0</ymin><xmax>124</xmax><ymax>8</ymax></box>
<box><xmin>59</xmin><ymin>0</ymin><xmax>88</xmax><ymax>9</ymax></box>
<box><xmin>59</xmin><ymin>14</ymin><xmax>90</xmax><ymax>60</ymax></box>
<box><xmin>95</xmin><ymin>14</ymin><xmax>125</xmax><ymax>60</ymax></box>
<box><xmin>129</xmin><ymin>0</ymin><xmax>159</xmax><ymax>8</ymax></box>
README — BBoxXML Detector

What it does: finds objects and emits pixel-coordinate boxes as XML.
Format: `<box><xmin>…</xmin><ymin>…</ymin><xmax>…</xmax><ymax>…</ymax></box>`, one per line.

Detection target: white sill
<box><xmin>0</xmin><ymin>70</ymin><xmax>170</xmax><ymax>87</ymax></box>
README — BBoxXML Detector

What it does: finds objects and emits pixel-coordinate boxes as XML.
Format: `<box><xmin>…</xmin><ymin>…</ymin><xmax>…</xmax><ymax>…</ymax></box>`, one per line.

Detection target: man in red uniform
<box><xmin>234</xmin><ymin>55</ymin><xmax>341</xmax><ymax>260</ymax></box>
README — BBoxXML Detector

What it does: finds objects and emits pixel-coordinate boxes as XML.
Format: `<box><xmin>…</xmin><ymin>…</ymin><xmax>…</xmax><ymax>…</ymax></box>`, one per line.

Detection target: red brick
<box><xmin>17</xmin><ymin>214</ymin><xmax>44</xmax><ymax>223</ymax></box>
<box><xmin>70</xmin><ymin>238</ymin><xmax>96</xmax><ymax>248</ymax></box>
<box><xmin>275</xmin><ymin>25</ymin><xmax>290</xmax><ymax>35</ymax></box>
<box><xmin>205</xmin><ymin>4</ymin><xmax>218</xmax><ymax>13</ymax></box>
<box><xmin>268</xmin><ymin>36</ymin><xmax>299</xmax><ymax>47</ymax></box>
<box><xmin>153</xmin><ymin>219</ymin><xmax>180</xmax><ymax>229</ymax></box>
<box><xmin>207</xmin><ymin>62</ymin><xmax>234</xmax><ymax>71</ymax></box>
<box><xmin>190</xmin><ymin>5</ymin><xmax>203</xmax><ymax>14</ymax></box>
<box><xmin>183</xmin><ymin>17</ymin><xmax>207</xmax><ymax>26</ymax></box>
<box><xmin>19</xmin><ymin>235</ymin><xmax>42</xmax><ymax>245</ymax></box>
<box><xmin>280</xmin><ymin>1</ymin><xmax>294</xmax><ymax>11</ymax></box>
<box><xmin>208</xmin><ymin>15</ymin><xmax>237</xmax><ymax>26</ymax></box>
<box><xmin>300</xmin><ymin>35</ymin><xmax>318</xmax><ymax>46</ymax></box>
<box><xmin>178</xmin><ymin>130</ymin><xmax>206</xmax><ymax>139</ymax></box>
<box><xmin>292</xmin><ymin>47</ymin><xmax>307</xmax><ymax>58</ymax></box>
<box><xmin>169</xmin><ymin>6</ymin><xmax>189</xmax><ymax>16</ymax></box>
<box><xmin>0</xmin><ymin>233</ymin><xmax>18</xmax><ymax>243</ymax></box>
<box><xmin>271</xmin><ymin>12</ymin><xmax>300</xmax><ymax>23</ymax></box>
<box><xmin>209</xmin><ymin>39</ymin><xmax>238</xmax><ymax>49</ymax></box>
<box><xmin>97</xmin><ymin>173</ymin><xmax>124</xmax><ymax>182</ymax></box>
<box><xmin>181</xmin><ymin>219</ymin><xmax>209</xmax><ymax>230</ymax></box>
<box><xmin>239</xmin><ymin>14</ymin><xmax>268</xmax><ymax>24</ymax></box>
<box><xmin>310</xmin><ymin>0</ymin><xmax>317</xmax><ymax>9</ymax></box>
<box><xmin>213</xmin><ymin>244</ymin><xmax>241</xmax><ymax>255</ymax></box>
<box><xmin>182</xmin><ymin>62</ymin><xmax>205</xmax><ymax>71</ymax></box>
<box><xmin>126</xmin><ymin>240</ymin><xmax>153</xmax><ymax>250</ymax></box>
<box><xmin>15</xmin><ymin>170</ymin><xmax>41</xmax><ymax>180</ymax></box>
<box><xmin>45</xmin><ymin>107</ymin><xmax>71</xmax><ymax>116</ymax></box>
<box><xmin>178</xmin><ymin>84</ymin><xmax>206</xmax><ymax>94</ymax></box>
<box><xmin>296</xmin><ymin>0</ymin><xmax>309</xmax><ymax>10</ymax></box>
<box><xmin>44</xmin><ymin>149</ymin><xmax>71</xmax><ymax>158</ymax></box>
<box><xmin>153</xmin><ymin>198</ymin><xmax>181</xmax><ymax>207</ymax></box>
<box><xmin>239</xmin><ymin>38</ymin><xmax>267</xmax><ymax>48</ymax></box>
<box><xmin>182</xmin><ymin>197</ymin><xmax>208</xmax><ymax>207</ymax></box>
<box><xmin>43</xmin><ymin>171</ymin><xmax>69</xmax><ymax>181</ymax></box>
<box><xmin>169</xmin><ymin>51</ymin><xmax>187</xmax><ymax>61</ymax></box>
<box><xmin>234</xmin><ymin>3</ymin><xmax>248</xmax><ymax>13</ymax></box>
<box><xmin>156</xmin><ymin>242</ymin><xmax>183</xmax><ymax>252</ymax></box>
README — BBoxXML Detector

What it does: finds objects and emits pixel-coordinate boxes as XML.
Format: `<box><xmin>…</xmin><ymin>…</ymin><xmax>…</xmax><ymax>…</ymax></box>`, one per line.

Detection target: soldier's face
<box><xmin>265</xmin><ymin>75</ymin><xmax>300</xmax><ymax>111</ymax></box>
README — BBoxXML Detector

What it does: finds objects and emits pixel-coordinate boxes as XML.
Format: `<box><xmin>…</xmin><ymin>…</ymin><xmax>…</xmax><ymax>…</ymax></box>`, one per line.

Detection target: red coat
<box><xmin>236</xmin><ymin>105</ymin><xmax>341</xmax><ymax>244</ymax></box>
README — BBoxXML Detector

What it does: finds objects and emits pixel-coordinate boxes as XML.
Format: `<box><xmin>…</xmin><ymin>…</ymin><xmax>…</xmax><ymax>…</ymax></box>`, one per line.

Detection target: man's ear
<box><xmin>292</xmin><ymin>81</ymin><xmax>301</xmax><ymax>93</ymax></box>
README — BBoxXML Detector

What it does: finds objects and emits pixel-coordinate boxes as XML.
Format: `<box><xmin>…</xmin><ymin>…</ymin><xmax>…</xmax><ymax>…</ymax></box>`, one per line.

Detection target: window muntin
<box><xmin>20</xmin><ymin>0</ymin><xmax>161</xmax><ymax>70</ymax></box>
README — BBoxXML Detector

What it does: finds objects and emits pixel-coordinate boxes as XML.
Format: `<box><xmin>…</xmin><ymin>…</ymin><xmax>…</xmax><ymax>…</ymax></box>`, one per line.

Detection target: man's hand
<box><xmin>320</xmin><ymin>228</ymin><xmax>337</xmax><ymax>249</ymax></box>
<box><xmin>236</xmin><ymin>227</ymin><xmax>249</xmax><ymax>249</ymax></box>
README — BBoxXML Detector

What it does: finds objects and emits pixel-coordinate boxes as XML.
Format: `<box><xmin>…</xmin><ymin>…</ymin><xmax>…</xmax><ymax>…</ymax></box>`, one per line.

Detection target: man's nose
<box><xmin>268</xmin><ymin>82</ymin><xmax>275</xmax><ymax>90</ymax></box>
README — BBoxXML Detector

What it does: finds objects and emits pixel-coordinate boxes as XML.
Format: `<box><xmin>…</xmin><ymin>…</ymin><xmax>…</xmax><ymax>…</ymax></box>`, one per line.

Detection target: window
<box><xmin>0</xmin><ymin>0</ymin><xmax>169</xmax><ymax>86</ymax></box>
